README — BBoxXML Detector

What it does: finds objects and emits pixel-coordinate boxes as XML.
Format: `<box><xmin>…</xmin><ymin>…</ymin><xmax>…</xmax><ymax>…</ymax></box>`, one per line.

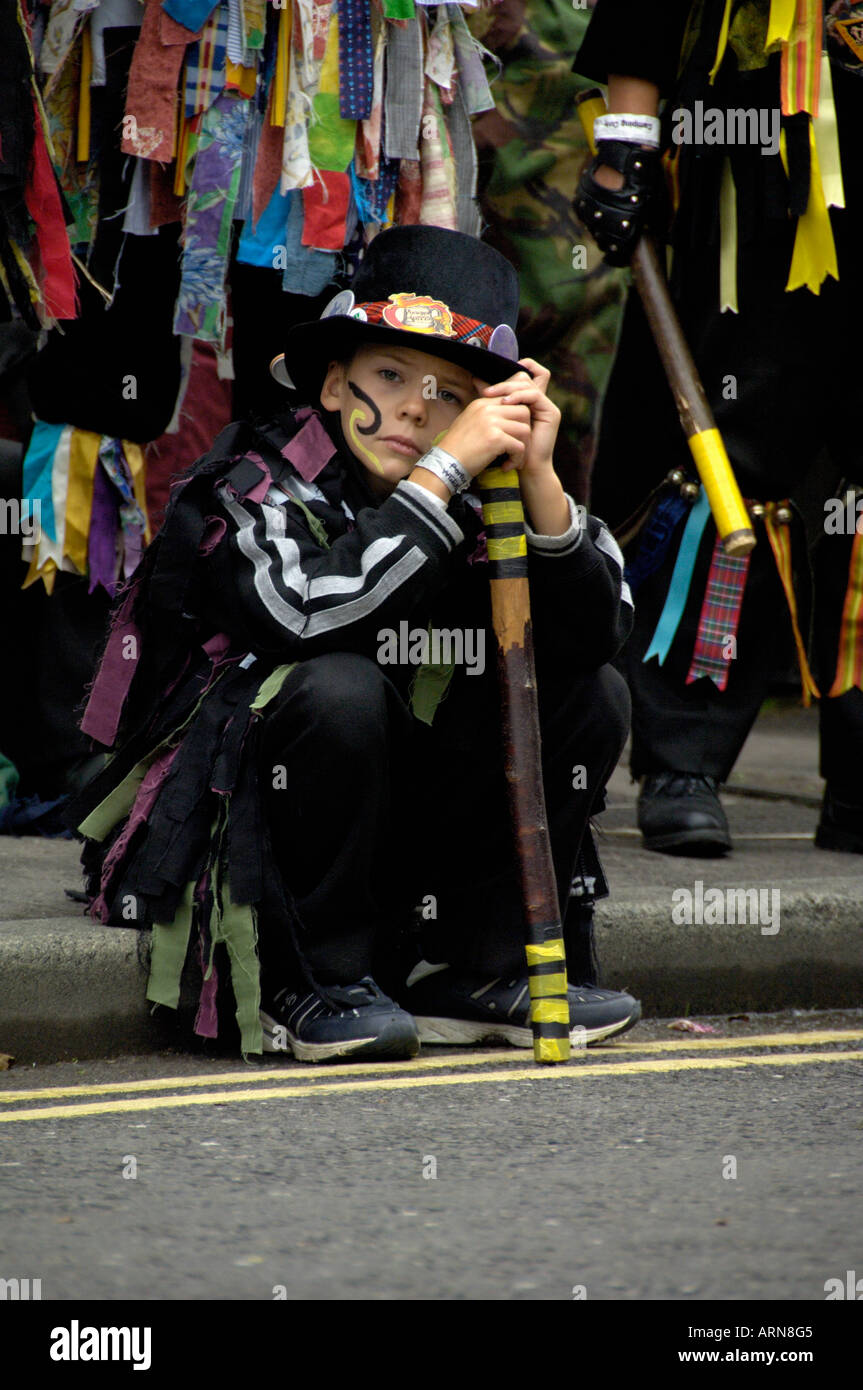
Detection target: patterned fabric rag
<box><xmin>338</xmin><ymin>0</ymin><xmax>374</xmax><ymax>119</ymax></box>
<box><xmin>419</xmin><ymin>79</ymin><xmax>457</xmax><ymax>228</ymax></box>
<box><xmin>828</xmin><ymin>524</ymin><xmax>863</xmax><ymax>697</ymax></box>
<box><xmin>174</xmin><ymin>90</ymin><xmax>251</xmax><ymax>342</ymax></box>
<box><xmin>685</xmin><ymin>536</ymin><xmax>751</xmax><ymax>690</ymax></box>
<box><xmin>183</xmin><ymin>1</ymin><xmax>230</xmax><ymax>117</ymax></box>
<box><xmin>121</xmin><ymin>0</ymin><xmax>193</xmax><ymax>162</ymax></box>
<box><xmin>762</xmin><ymin>501</ymin><xmax>820</xmax><ymax>705</ymax></box>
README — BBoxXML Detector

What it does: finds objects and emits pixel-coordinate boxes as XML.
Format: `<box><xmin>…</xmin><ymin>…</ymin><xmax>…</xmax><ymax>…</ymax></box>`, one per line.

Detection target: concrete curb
<box><xmin>2</xmin><ymin>889</ymin><xmax>861</xmax><ymax>1064</ymax></box>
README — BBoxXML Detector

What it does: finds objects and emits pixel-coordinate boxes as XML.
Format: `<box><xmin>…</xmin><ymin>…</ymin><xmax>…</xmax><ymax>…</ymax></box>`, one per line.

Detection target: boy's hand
<box><xmin>434</xmin><ymin>389</ymin><xmax>532</xmax><ymax>477</ymax></box>
<box><xmin>478</xmin><ymin>359</ymin><xmax>561</xmax><ymax>479</ymax></box>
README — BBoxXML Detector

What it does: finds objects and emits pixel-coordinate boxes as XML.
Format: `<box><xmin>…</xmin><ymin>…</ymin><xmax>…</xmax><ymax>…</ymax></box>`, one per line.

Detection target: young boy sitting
<box><xmin>68</xmin><ymin>225</ymin><xmax>639</xmax><ymax>1062</ymax></box>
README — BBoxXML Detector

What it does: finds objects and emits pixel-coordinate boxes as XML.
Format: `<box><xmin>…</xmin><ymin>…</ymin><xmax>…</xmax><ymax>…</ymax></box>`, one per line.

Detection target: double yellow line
<box><xmin>0</xmin><ymin>1031</ymin><xmax>860</xmax><ymax>1125</ymax></box>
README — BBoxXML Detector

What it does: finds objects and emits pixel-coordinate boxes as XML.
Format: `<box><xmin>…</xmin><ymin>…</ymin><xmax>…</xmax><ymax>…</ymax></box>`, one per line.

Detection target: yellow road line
<box><xmin>1</xmin><ymin>1030</ymin><xmax>860</xmax><ymax>1104</ymax></box>
<box><xmin>1</xmin><ymin>1049</ymin><xmax>860</xmax><ymax>1124</ymax></box>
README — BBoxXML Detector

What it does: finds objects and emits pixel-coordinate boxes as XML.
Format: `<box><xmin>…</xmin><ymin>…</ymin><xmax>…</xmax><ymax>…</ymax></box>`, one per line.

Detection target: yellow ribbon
<box><xmin>718</xmin><ymin>156</ymin><xmax>739</xmax><ymax>314</ymax></box>
<box><xmin>813</xmin><ymin>52</ymin><xmax>845</xmax><ymax>211</ymax></box>
<box><xmin>271</xmin><ymin>2</ymin><xmax>292</xmax><ymax>127</ymax></box>
<box><xmin>709</xmin><ymin>0</ymin><xmax>734</xmax><ymax>82</ymax></box>
<box><xmin>64</xmin><ymin>428</ymin><xmax>100</xmax><ymax>575</ymax></box>
<box><xmin>780</xmin><ymin>123</ymin><xmax>838</xmax><ymax>295</ymax></box>
<box><xmin>766</xmin><ymin>0</ymin><xmax>797</xmax><ymax>50</ymax></box>
<box><xmin>77</xmin><ymin>24</ymin><xmax>92</xmax><ymax>163</ymax></box>
<box><xmin>762</xmin><ymin>504</ymin><xmax>820</xmax><ymax>705</ymax></box>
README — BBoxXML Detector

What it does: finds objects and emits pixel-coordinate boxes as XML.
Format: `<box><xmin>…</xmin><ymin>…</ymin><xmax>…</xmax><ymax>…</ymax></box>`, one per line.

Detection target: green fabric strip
<box><xmin>214</xmin><ymin>875</ymin><xmax>263</xmax><ymax>1056</ymax></box>
<box><xmin>146</xmin><ymin>879</ymin><xmax>196</xmax><ymax>1011</ymax></box>
<box><xmin>78</xmin><ymin>755</ymin><xmax>154</xmax><ymax>842</ymax></box>
<box><xmin>382</xmin><ymin>0</ymin><xmax>415</xmax><ymax>19</ymax></box>
<box><xmin>250</xmin><ymin>662</ymin><xmax>298</xmax><ymax>712</ymax></box>
<box><xmin>290</xmin><ymin>494</ymin><xmax>332</xmax><ymax>550</ymax></box>
<box><xmin>410</xmin><ymin>660</ymin><xmax>455</xmax><ymax>726</ymax></box>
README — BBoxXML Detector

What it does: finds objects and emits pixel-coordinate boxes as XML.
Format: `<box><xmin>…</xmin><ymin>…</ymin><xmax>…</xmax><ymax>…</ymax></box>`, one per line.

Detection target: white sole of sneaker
<box><xmin>259</xmin><ymin>1012</ymin><xmax>420</xmax><ymax>1063</ymax></box>
<box><xmin>414</xmin><ymin>1011</ymin><xmax>640</xmax><ymax>1048</ymax></box>
<box><xmin>260</xmin><ymin>1011</ymin><xmax>378</xmax><ymax>1062</ymax></box>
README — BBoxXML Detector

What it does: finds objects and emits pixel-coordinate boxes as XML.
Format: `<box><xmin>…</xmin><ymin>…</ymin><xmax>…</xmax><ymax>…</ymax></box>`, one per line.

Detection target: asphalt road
<box><xmin>1</xmin><ymin>1011</ymin><xmax>861</xmax><ymax>1303</ymax></box>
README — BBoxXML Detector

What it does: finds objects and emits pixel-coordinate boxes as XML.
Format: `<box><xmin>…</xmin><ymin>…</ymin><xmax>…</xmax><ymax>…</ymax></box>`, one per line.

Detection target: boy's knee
<box><xmin>263</xmin><ymin>652</ymin><xmax>395</xmax><ymax>756</ymax></box>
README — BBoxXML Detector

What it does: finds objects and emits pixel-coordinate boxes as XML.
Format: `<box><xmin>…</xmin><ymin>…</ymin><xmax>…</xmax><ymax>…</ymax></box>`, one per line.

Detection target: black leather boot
<box><xmin>814</xmin><ymin>788</ymin><xmax>863</xmax><ymax>854</ymax></box>
<box><xmin>637</xmin><ymin>772</ymin><xmax>732</xmax><ymax>856</ymax></box>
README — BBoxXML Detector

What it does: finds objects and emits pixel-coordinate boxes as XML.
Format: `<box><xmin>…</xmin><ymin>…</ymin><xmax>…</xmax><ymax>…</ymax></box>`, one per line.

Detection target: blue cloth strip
<box><xmin>643</xmin><ymin>488</ymin><xmax>711</xmax><ymax>666</ymax></box>
<box><xmin>236</xmin><ymin>182</ymin><xmax>292</xmax><ymax>267</ymax></box>
<box><xmin>162</xmin><ymin>0</ymin><xmax>219</xmax><ymax>35</ymax></box>
<box><xmin>625</xmin><ymin>492</ymin><xmax>689</xmax><ymax>596</ymax></box>
<box><xmin>21</xmin><ymin>420</ymin><xmax>64</xmax><ymax>543</ymax></box>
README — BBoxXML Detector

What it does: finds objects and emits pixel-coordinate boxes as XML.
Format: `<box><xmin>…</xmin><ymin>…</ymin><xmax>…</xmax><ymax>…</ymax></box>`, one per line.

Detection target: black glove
<box><xmin>573</xmin><ymin>138</ymin><xmax>662</xmax><ymax>266</ymax></box>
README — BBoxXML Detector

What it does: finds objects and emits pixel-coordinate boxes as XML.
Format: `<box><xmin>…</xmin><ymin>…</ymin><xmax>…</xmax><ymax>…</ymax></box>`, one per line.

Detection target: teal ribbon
<box><xmin>21</xmin><ymin>419</ymin><xmax>64</xmax><ymax>542</ymax></box>
<box><xmin>643</xmin><ymin>488</ymin><xmax>711</xmax><ymax>666</ymax></box>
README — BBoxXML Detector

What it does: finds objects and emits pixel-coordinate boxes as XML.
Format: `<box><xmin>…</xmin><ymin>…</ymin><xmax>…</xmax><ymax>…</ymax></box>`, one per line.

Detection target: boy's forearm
<box><xmin>520</xmin><ymin>472</ymin><xmax>571</xmax><ymax>537</ymax></box>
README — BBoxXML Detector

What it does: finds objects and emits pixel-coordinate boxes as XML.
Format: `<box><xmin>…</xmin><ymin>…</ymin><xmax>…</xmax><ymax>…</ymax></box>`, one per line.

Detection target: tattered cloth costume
<box><xmin>66</xmin><ymin>399</ymin><xmax>633</xmax><ymax>1054</ymax></box>
<box><xmin>577</xmin><ymin>1</ymin><xmax>863</xmax><ymax>808</ymax></box>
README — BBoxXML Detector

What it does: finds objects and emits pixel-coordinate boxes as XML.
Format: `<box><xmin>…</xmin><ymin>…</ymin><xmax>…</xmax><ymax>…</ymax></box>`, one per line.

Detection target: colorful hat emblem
<box><xmin>380</xmin><ymin>293</ymin><xmax>455</xmax><ymax>338</ymax></box>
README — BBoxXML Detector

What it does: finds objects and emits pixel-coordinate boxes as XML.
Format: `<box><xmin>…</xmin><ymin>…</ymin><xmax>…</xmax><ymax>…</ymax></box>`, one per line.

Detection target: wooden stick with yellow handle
<box><xmin>477</xmin><ymin>463</ymin><xmax>570</xmax><ymax>1064</ymax></box>
<box><xmin>577</xmin><ymin>89</ymin><xmax>755</xmax><ymax>558</ymax></box>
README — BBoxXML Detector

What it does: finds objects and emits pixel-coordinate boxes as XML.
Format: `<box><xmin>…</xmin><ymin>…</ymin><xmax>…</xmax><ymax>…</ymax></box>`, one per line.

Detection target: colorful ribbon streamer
<box><xmin>643</xmin><ymin>489</ymin><xmax>711</xmax><ymax>667</ymax></box>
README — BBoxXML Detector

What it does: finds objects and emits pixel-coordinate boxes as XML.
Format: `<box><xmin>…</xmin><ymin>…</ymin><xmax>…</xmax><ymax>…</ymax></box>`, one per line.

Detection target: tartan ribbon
<box><xmin>353</xmin><ymin>299</ymin><xmax>493</xmax><ymax>346</ymax></box>
<box><xmin>338</xmin><ymin>0</ymin><xmax>373</xmax><ymax>120</ymax></box>
<box><xmin>686</xmin><ymin>536</ymin><xmax>751</xmax><ymax>690</ymax></box>
<box><xmin>762</xmin><ymin>502</ymin><xmax>820</xmax><ymax>705</ymax></box>
<box><xmin>828</xmin><ymin>524</ymin><xmax>863</xmax><ymax>697</ymax></box>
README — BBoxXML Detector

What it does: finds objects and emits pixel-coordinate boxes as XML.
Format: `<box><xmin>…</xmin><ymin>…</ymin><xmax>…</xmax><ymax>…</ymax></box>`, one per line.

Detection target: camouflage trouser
<box><xmin>469</xmin><ymin>0</ymin><xmax>628</xmax><ymax>503</ymax></box>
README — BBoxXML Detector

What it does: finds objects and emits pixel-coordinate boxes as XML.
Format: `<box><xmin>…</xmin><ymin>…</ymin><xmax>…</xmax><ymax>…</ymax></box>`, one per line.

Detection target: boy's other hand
<box><xmin>479</xmin><ymin>359</ymin><xmax>561</xmax><ymax>479</ymax></box>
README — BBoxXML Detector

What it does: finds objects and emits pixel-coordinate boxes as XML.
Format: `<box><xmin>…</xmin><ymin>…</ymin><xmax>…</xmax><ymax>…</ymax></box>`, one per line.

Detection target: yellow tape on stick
<box><xmin>688</xmin><ymin>429</ymin><xmax>754</xmax><ymax>556</ymax></box>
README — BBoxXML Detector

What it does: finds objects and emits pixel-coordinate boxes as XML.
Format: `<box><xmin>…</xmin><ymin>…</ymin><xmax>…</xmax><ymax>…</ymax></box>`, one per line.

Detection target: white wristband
<box><xmin>594</xmin><ymin>113</ymin><xmax>661</xmax><ymax>148</ymax></box>
<box><xmin>414</xmin><ymin>445</ymin><xmax>472</xmax><ymax>496</ymax></box>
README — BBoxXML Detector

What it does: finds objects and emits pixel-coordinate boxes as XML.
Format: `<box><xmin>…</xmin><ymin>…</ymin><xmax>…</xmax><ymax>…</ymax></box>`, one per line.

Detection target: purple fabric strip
<box><xmin>88</xmin><ymin>460</ymin><xmax>119</xmax><ymax>596</ymax></box>
<box><xmin>239</xmin><ymin>452</ymin><xmax>273</xmax><ymax>503</ymax></box>
<box><xmin>195</xmin><ymin>936</ymin><xmax>219</xmax><ymax>1038</ymax></box>
<box><xmin>89</xmin><ymin>743</ymin><xmax>182</xmax><ymax>921</ymax></box>
<box><xmin>80</xmin><ymin>587</ymin><xmax>142</xmax><ymax>746</ymax></box>
<box><xmin>282</xmin><ymin>413</ymin><xmax>336</xmax><ymax>481</ymax></box>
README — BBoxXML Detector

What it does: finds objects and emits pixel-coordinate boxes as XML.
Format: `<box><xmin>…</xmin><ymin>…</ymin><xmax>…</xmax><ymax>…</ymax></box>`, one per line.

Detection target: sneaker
<box><xmin>404</xmin><ymin>968</ymin><xmax>641</xmax><ymax>1048</ymax></box>
<box><xmin>638</xmin><ymin>772</ymin><xmax>731</xmax><ymax>856</ymax></box>
<box><xmin>815</xmin><ymin>788</ymin><xmax>863</xmax><ymax>854</ymax></box>
<box><xmin>260</xmin><ymin>977</ymin><xmax>420</xmax><ymax>1062</ymax></box>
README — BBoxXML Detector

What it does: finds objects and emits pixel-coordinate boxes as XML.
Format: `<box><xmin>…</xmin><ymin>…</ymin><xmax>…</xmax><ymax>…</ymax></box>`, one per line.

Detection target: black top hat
<box><xmin>270</xmin><ymin>226</ymin><xmax>523</xmax><ymax>401</ymax></box>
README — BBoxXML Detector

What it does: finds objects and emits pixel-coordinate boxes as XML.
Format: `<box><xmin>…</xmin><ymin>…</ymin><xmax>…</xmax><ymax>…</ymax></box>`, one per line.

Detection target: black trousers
<box><xmin>258</xmin><ymin>652</ymin><xmax>630</xmax><ymax>988</ymax></box>
<box><xmin>589</xmin><ymin>66</ymin><xmax>863</xmax><ymax>786</ymax></box>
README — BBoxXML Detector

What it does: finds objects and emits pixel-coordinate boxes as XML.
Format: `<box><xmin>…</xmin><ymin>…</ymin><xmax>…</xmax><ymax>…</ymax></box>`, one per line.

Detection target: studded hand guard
<box><xmin>573</xmin><ymin>139</ymin><xmax>661</xmax><ymax>267</ymax></box>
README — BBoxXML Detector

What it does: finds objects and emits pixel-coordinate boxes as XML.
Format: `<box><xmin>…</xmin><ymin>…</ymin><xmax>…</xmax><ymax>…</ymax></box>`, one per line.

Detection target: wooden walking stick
<box><xmin>477</xmin><ymin>464</ymin><xmax>571</xmax><ymax>1064</ymax></box>
<box><xmin>577</xmin><ymin>90</ymin><xmax>755</xmax><ymax>559</ymax></box>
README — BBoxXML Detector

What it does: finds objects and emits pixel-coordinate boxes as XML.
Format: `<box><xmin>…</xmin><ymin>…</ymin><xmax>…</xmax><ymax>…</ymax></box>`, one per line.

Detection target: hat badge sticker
<box><xmin>381</xmin><ymin>293</ymin><xmax>455</xmax><ymax>338</ymax></box>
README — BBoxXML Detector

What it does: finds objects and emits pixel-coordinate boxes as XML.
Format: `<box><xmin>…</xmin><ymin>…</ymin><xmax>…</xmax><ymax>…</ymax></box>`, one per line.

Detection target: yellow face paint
<box><xmin>347</xmin><ymin>380</ymin><xmax>385</xmax><ymax>475</ymax></box>
<box><xmin>348</xmin><ymin>406</ymin><xmax>384</xmax><ymax>475</ymax></box>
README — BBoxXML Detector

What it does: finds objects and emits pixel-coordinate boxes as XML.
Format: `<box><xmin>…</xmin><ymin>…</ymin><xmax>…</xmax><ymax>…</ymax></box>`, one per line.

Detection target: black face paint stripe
<box><xmin>348</xmin><ymin>380</ymin><xmax>382</xmax><ymax>436</ymax></box>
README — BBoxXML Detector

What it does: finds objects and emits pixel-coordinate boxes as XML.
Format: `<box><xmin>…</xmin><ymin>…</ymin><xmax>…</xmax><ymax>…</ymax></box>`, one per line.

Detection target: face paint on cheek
<box><xmin>347</xmin><ymin>379</ymin><xmax>384</xmax><ymax>475</ymax></box>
